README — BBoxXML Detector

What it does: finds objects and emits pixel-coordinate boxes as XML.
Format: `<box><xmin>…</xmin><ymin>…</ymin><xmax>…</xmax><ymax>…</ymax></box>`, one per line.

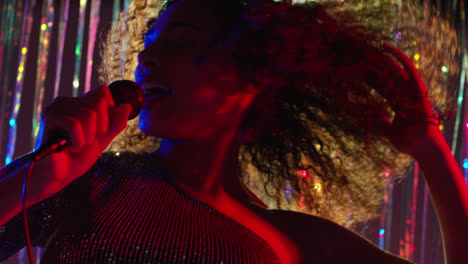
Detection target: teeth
<box><xmin>144</xmin><ymin>86</ymin><xmax>173</xmax><ymax>96</ymax></box>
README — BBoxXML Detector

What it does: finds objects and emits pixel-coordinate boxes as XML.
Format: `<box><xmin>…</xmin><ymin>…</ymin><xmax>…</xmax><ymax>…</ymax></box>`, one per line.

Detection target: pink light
<box><xmin>384</xmin><ymin>169</ymin><xmax>391</xmax><ymax>178</ymax></box>
<box><xmin>300</xmin><ymin>170</ymin><xmax>309</xmax><ymax>178</ymax></box>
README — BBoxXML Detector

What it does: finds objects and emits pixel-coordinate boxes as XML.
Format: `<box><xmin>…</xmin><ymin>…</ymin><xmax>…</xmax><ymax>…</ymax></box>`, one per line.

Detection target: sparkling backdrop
<box><xmin>0</xmin><ymin>0</ymin><xmax>466</xmax><ymax>263</ymax></box>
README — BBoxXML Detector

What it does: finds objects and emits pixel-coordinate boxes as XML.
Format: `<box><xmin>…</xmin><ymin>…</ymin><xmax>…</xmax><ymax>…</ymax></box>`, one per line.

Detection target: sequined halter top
<box><xmin>0</xmin><ymin>152</ymin><xmax>281</xmax><ymax>263</ymax></box>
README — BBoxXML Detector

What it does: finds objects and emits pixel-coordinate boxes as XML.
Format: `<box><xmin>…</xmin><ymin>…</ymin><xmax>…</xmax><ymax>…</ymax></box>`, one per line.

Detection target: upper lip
<box><xmin>138</xmin><ymin>81</ymin><xmax>173</xmax><ymax>96</ymax></box>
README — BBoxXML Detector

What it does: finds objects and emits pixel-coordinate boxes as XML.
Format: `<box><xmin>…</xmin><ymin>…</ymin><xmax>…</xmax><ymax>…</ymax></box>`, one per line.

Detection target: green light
<box><xmin>75</xmin><ymin>46</ymin><xmax>81</xmax><ymax>56</ymax></box>
<box><xmin>41</xmin><ymin>24</ymin><xmax>47</xmax><ymax>31</ymax></box>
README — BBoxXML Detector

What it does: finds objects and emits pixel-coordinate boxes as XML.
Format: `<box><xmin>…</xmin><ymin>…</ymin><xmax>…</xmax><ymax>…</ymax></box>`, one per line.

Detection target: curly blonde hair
<box><xmin>98</xmin><ymin>0</ymin><xmax>460</xmax><ymax>227</ymax></box>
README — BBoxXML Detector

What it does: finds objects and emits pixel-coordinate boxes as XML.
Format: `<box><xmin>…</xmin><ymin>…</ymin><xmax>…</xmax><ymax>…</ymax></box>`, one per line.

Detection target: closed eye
<box><xmin>164</xmin><ymin>39</ymin><xmax>194</xmax><ymax>49</ymax></box>
<box><xmin>144</xmin><ymin>22</ymin><xmax>199</xmax><ymax>49</ymax></box>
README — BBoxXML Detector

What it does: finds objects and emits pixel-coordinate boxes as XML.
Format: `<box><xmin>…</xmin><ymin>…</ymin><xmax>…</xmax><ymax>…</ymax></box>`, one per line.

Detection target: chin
<box><xmin>139</xmin><ymin>110</ymin><xmax>167</xmax><ymax>138</ymax></box>
<box><xmin>138</xmin><ymin>110</ymin><xmax>187</xmax><ymax>140</ymax></box>
<box><xmin>139</xmin><ymin>109</ymin><xmax>226</xmax><ymax>140</ymax></box>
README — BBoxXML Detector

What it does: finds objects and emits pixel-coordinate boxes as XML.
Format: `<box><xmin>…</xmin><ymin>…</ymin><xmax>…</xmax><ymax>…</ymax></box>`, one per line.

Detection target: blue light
<box><xmin>379</xmin><ymin>229</ymin><xmax>385</xmax><ymax>235</ymax></box>
<box><xmin>5</xmin><ymin>156</ymin><xmax>11</xmax><ymax>165</ymax></box>
<box><xmin>9</xmin><ymin>119</ymin><xmax>15</xmax><ymax>127</ymax></box>
<box><xmin>463</xmin><ymin>159</ymin><xmax>468</xmax><ymax>169</ymax></box>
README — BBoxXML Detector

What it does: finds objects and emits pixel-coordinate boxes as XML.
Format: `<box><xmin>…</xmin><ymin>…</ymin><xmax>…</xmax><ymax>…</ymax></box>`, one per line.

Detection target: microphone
<box><xmin>32</xmin><ymin>80</ymin><xmax>143</xmax><ymax>161</ymax></box>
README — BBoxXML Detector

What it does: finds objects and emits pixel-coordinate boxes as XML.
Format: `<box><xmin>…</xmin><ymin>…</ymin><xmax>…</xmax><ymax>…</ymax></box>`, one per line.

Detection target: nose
<box><xmin>137</xmin><ymin>48</ymin><xmax>161</xmax><ymax>72</ymax></box>
<box><xmin>135</xmin><ymin>48</ymin><xmax>163</xmax><ymax>83</ymax></box>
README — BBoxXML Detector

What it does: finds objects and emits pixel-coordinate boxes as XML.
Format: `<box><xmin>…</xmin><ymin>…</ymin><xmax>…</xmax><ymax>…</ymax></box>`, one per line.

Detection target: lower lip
<box><xmin>143</xmin><ymin>94</ymin><xmax>171</xmax><ymax>106</ymax></box>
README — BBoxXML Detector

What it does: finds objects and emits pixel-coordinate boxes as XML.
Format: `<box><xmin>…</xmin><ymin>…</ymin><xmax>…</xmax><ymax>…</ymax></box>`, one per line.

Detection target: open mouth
<box><xmin>144</xmin><ymin>87</ymin><xmax>174</xmax><ymax>97</ymax></box>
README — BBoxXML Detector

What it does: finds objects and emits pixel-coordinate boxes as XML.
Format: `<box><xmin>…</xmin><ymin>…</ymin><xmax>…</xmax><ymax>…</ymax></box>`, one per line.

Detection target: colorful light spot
<box><xmin>384</xmin><ymin>169</ymin><xmax>391</xmax><ymax>178</ymax></box>
<box><xmin>441</xmin><ymin>66</ymin><xmax>449</xmax><ymax>73</ymax></box>
<box><xmin>413</xmin><ymin>53</ymin><xmax>420</xmax><ymax>61</ymax></box>
<box><xmin>379</xmin><ymin>229</ymin><xmax>385</xmax><ymax>235</ymax></box>
<box><xmin>9</xmin><ymin>119</ymin><xmax>15</xmax><ymax>127</ymax></box>
<box><xmin>41</xmin><ymin>24</ymin><xmax>47</xmax><ymax>31</ymax></box>
<box><xmin>312</xmin><ymin>184</ymin><xmax>322</xmax><ymax>192</ymax></box>
<box><xmin>300</xmin><ymin>170</ymin><xmax>309</xmax><ymax>178</ymax></box>
<box><xmin>463</xmin><ymin>159</ymin><xmax>468</xmax><ymax>169</ymax></box>
<box><xmin>21</xmin><ymin>47</ymin><xmax>27</xmax><ymax>54</ymax></box>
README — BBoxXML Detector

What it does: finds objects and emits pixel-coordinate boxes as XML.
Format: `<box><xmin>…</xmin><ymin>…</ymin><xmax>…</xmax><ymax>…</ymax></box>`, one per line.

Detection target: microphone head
<box><xmin>108</xmin><ymin>80</ymin><xmax>143</xmax><ymax>120</ymax></box>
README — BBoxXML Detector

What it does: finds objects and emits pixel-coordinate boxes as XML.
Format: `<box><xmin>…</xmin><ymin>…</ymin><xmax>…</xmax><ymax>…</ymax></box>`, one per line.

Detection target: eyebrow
<box><xmin>166</xmin><ymin>22</ymin><xmax>200</xmax><ymax>32</ymax></box>
<box><xmin>145</xmin><ymin>22</ymin><xmax>200</xmax><ymax>38</ymax></box>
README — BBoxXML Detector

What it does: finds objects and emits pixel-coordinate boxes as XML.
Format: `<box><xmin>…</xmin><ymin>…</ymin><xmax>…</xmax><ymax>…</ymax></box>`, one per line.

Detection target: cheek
<box><xmin>193</xmin><ymin>85</ymin><xmax>224</xmax><ymax>106</ymax></box>
<box><xmin>173</xmin><ymin>70</ymin><xmax>231</xmax><ymax>111</ymax></box>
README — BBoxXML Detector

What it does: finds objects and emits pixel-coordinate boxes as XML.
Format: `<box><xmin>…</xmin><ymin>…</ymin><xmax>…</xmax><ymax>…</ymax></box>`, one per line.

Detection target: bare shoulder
<box><xmin>265</xmin><ymin>209</ymin><xmax>414</xmax><ymax>264</ymax></box>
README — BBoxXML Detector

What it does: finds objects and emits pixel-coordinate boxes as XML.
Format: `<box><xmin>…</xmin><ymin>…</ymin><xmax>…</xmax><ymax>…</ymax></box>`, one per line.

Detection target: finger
<box><xmin>42</xmin><ymin>115</ymin><xmax>86</xmax><ymax>152</ymax></box>
<box><xmin>93</xmin><ymin>96</ymin><xmax>110</xmax><ymax>140</ymax></box>
<box><xmin>71</xmin><ymin>107</ymin><xmax>97</xmax><ymax>145</ymax></box>
<box><xmin>382</xmin><ymin>43</ymin><xmax>427</xmax><ymax>95</ymax></box>
<box><xmin>46</xmin><ymin>97</ymin><xmax>100</xmax><ymax>144</ymax></box>
<box><xmin>101</xmin><ymin>104</ymin><xmax>132</xmax><ymax>147</ymax></box>
<box><xmin>383</xmin><ymin>44</ymin><xmax>434</xmax><ymax>112</ymax></box>
<box><xmin>365</xmin><ymin>50</ymin><xmax>409</xmax><ymax>101</ymax></box>
<box><xmin>383</xmin><ymin>43</ymin><xmax>421</xmax><ymax>81</ymax></box>
<box><xmin>81</xmin><ymin>85</ymin><xmax>114</xmax><ymax>139</ymax></box>
<box><xmin>82</xmin><ymin>85</ymin><xmax>115</xmax><ymax>108</ymax></box>
<box><xmin>381</xmin><ymin>53</ymin><xmax>410</xmax><ymax>82</ymax></box>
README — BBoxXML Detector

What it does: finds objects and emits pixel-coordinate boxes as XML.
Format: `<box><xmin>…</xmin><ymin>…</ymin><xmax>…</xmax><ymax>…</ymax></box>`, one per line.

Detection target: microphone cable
<box><xmin>23</xmin><ymin>160</ymin><xmax>35</xmax><ymax>264</ymax></box>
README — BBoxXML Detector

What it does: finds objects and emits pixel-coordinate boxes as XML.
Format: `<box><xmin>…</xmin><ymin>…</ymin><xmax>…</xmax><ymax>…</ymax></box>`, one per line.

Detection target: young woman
<box><xmin>1</xmin><ymin>0</ymin><xmax>466</xmax><ymax>263</ymax></box>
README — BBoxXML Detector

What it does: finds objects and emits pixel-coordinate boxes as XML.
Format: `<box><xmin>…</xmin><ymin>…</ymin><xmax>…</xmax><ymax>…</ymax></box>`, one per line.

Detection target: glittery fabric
<box><xmin>0</xmin><ymin>152</ymin><xmax>281</xmax><ymax>263</ymax></box>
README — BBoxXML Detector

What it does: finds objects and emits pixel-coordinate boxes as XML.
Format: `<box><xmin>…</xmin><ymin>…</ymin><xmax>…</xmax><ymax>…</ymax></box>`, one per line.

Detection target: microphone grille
<box><xmin>108</xmin><ymin>80</ymin><xmax>143</xmax><ymax>120</ymax></box>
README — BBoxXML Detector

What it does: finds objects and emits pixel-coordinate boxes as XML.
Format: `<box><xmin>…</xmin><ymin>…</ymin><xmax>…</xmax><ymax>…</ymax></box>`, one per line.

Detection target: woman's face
<box><xmin>135</xmin><ymin>0</ymin><xmax>256</xmax><ymax>140</ymax></box>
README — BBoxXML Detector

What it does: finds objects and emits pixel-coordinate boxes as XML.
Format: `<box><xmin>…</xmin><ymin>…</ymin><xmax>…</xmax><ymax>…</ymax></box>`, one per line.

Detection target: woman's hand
<box><xmin>379</xmin><ymin>44</ymin><xmax>468</xmax><ymax>264</ymax></box>
<box><xmin>32</xmin><ymin>85</ymin><xmax>132</xmax><ymax>197</ymax></box>
<box><xmin>377</xmin><ymin>43</ymin><xmax>442</xmax><ymax>157</ymax></box>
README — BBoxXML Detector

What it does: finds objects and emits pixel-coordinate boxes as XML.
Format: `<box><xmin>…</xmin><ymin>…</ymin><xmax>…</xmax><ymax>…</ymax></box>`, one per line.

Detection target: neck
<box><xmin>152</xmin><ymin>129</ymin><xmax>255</xmax><ymax>205</ymax></box>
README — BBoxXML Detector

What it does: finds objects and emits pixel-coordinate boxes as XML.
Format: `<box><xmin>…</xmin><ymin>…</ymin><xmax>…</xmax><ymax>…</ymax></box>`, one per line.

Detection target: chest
<box><xmin>41</xmin><ymin>176</ymin><xmax>283</xmax><ymax>263</ymax></box>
